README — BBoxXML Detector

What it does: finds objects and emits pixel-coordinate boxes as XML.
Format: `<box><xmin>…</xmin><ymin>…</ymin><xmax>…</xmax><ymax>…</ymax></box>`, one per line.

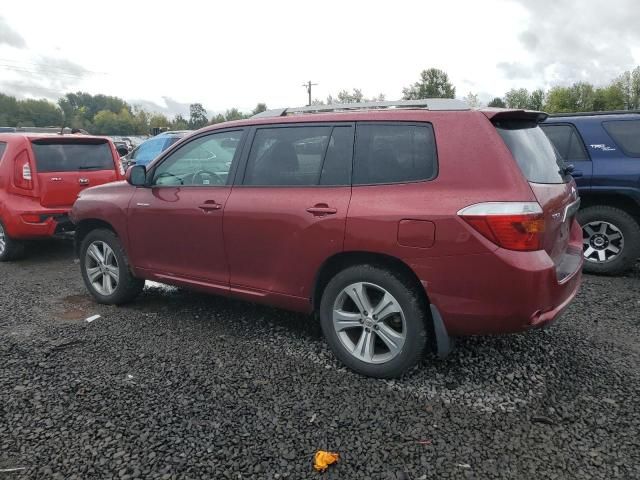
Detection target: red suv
<box><xmin>70</xmin><ymin>100</ymin><xmax>583</xmax><ymax>378</ymax></box>
<box><xmin>0</xmin><ymin>134</ymin><xmax>124</xmax><ymax>260</ymax></box>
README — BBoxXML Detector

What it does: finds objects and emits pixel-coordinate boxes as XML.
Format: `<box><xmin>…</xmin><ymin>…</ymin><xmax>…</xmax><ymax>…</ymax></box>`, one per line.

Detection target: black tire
<box><xmin>578</xmin><ymin>205</ymin><xmax>640</xmax><ymax>275</ymax></box>
<box><xmin>0</xmin><ymin>220</ymin><xmax>25</xmax><ymax>262</ymax></box>
<box><xmin>79</xmin><ymin>228</ymin><xmax>144</xmax><ymax>304</ymax></box>
<box><xmin>319</xmin><ymin>264</ymin><xmax>428</xmax><ymax>378</ymax></box>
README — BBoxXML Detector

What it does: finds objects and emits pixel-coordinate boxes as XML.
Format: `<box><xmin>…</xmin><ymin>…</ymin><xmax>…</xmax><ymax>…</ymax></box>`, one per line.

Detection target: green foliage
<box><xmin>402</xmin><ymin>68</ymin><xmax>455</xmax><ymax>99</ymax></box>
<box><xmin>463</xmin><ymin>92</ymin><xmax>481</xmax><ymax>108</ymax></box>
<box><xmin>189</xmin><ymin>103</ymin><xmax>208</xmax><ymax>129</ymax></box>
<box><xmin>487</xmin><ymin>97</ymin><xmax>506</xmax><ymax>108</ymax></box>
<box><xmin>252</xmin><ymin>103</ymin><xmax>267</xmax><ymax>115</ymax></box>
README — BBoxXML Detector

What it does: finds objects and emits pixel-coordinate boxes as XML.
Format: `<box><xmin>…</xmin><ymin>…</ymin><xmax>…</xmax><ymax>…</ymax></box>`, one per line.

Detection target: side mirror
<box><xmin>126</xmin><ymin>165</ymin><xmax>147</xmax><ymax>186</ymax></box>
<box><xmin>116</xmin><ymin>145</ymin><xmax>129</xmax><ymax>157</ymax></box>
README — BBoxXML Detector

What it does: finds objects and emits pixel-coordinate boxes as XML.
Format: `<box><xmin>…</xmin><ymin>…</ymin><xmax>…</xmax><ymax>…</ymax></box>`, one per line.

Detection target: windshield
<box><xmin>495</xmin><ymin>120</ymin><xmax>567</xmax><ymax>184</ymax></box>
<box><xmin>31</xmin><ymin>141</ymin><xmax>115</xmax><ymax>172</ymax></box>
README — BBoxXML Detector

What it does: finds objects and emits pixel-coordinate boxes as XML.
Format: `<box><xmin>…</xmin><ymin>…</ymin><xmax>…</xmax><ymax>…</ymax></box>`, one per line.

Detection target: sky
<box><xmin>1</xmin><ymin>0</ymin><xmax>639</xmax><ymax>118</ymax></box>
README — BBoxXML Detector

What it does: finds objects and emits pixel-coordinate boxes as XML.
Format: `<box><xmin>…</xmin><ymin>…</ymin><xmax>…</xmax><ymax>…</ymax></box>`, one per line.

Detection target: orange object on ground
<box><xmin>313</xmin><ymin>450</ymin><xmax>339</xmax><ymax>472</ymax></box>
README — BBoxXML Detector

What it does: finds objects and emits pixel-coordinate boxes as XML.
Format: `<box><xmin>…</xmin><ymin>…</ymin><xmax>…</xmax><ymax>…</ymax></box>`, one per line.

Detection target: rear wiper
<box><xmin>78</xmin><ymin>165</ymin><xmax>104</xmax><ymax>170</ymax></box>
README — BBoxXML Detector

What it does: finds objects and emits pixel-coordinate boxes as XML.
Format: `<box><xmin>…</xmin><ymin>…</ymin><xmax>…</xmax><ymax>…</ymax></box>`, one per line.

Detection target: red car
<box><xmin>0</xmin><ymin>134</ymin><xmax>124</xmax><ymax>260</ymax></box>
<box><xmin>70</xmin><ymin>100</ymin><xmax>583</xmax><ymax>378</ymax></box>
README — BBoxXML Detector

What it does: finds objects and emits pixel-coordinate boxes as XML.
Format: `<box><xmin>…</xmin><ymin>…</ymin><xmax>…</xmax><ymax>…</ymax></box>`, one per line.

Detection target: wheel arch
<box><xmin>74</xmin><ymin>218</ymin><xmax>119</xmax><ymax>257</ymax></box>
<box><xmin>579</xmin><ymin>191</ymin><xmax>640</xmax><ymax>220</ymax></box>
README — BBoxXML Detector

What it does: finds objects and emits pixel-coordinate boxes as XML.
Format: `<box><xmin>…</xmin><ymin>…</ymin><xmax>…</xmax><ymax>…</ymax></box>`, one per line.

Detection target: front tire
<box><xmin>319</xmin><ymin>265</ymin><xmax>428</xmax><ymax>378</ymax></box>
<box><xmin>578</xmin><ymin>205</ymin><xmax>640</xmax><ymax>275</ymax></box>
<box><xmin>0</xmin><ymin>220</ymin><xmax>25</xmax><ymax>262</ymax></box>
<box><xmin>80</xmin><ymin>229</ymin><xmax>144</xmax><ymax>304</ymax></box>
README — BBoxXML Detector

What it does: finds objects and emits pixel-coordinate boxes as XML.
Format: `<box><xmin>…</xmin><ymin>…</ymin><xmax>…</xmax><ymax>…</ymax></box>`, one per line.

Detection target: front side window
<box><xmin>152</xmin><ymin>130</ymin><xmax>243</xmax><ymax>186</ymax></box>
<box><xmin>603</xmin><ymin>120</ymin><xmax>640</xmax><ymax>157</ymax></box>
<box><xmin>244</xmin><ymin>125</ymin><xmax>353</xmax><ymax>186</ymax></box>
<box><xmin>353</xmin><ymin>124</ymin><xmax>437</xmax><ymax>185</ymax></box>
<box><xmin>540</xmin><ymin>124</ymin><xmax>589</xmax><ymax>161</ymax></box>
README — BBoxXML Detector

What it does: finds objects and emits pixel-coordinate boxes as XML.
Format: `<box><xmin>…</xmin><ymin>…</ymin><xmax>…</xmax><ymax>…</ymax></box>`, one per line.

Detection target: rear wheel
<box><xmin>0</xmin><ymin>221</ymin><xmax>25</xmax><ymax>262</ymax></box>
<box><xmin>578</xmin><ymin>205</ymin><xmax>640</xmax><ymax>275</ymax></box>
<box><xmin>320</xmin><ymin>264</ymin><xmax>428</xmax><ymax>378</ymax></box>
<box><xmin>80</xmin><ymin>229</ymin><xmax>144</xmax><ymax>304</ymax></box>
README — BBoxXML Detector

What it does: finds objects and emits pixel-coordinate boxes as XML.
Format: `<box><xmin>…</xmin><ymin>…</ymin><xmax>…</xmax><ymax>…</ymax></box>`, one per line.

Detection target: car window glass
<box><xmin>244</xmin><ymin>126</ymin><xmax>332</xmax><ymax>186</ymax></box>
<box><xmin>540</xmin><ymin>124</ymin><xmax>588</xmax><ymax>161</ymax></box>
<box><xmin>134</xmin><ymin>137</ymin><xmax>168</xmax><ymax>165</ymax></box>
<box><xmin>0</xmin><ymin>142</ymin><xmax>6</xmax><ymax>163</ymax></box>
<box><xmin>152</xmin><ymin>131</ymin><xmax>243</xmax><ymax>186</ymax></box>
<box><xmin>353</xmin><ymin>124</ymin><xmax>437</xmax><ymax>185</ymax></box>
<box><xmin>602</xmin><ymin>120</ymin><xmax>640</xmax><ymax>157</ymax></box>
<box><xmin>320</xmin><ymin>126</ymin><xmax>354</xmax><ymax>185</ymax></box>
<box><xmin>496</xmin><ymin>120</ymin><xmax>567</xmax><ymax>184</ymax></box>
<box><xmin>31</xmin><ymin>141</ymin><xmax>114</xmax><ymax>172</ymax></box>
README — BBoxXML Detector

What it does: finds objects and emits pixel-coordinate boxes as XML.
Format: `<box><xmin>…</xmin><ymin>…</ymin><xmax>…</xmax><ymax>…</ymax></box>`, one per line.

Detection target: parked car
<box><xmin>0</xmin><ymin>133</ymin><xmax>124</xmax><ymax>261</ymax></box>
<box><xmin>542</xmin><ymin>111</ymin><xmax>640</xmax><ymax>274</ymax></box>
<box><xmin>71</xmin><ymin>100</ymin><xmax>583</xmax><ymax>378</ymax></box>
<box><xmin>122</xmin><ymin>132</ymin><xmax>191</xmax><ymax>167</ymax></box>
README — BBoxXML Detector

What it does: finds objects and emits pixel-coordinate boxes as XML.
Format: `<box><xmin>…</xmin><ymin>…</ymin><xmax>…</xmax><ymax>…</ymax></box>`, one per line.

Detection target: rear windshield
<box><xmin>31</xmin><ymin>141</ymin><xmax>115</xmax><ymax>173</ymax></box>
<box><xmin>495</xmin><ymin>120</ymin><xmax>567</xmax><ymax>184</ymax></box>
<box><xmin>602</xmin><ymin>120</ymin><xmax>640</xmax><ymax>157</ymax></box>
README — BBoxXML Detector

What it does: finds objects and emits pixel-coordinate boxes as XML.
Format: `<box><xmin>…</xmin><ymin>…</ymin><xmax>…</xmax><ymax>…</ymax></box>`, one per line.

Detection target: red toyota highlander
<box><xmin>0</xmin><ymin>134</ymin><xmax>124</xmax><ymax>260</ymax></box>
<box><xmin>70</xmin><ymin>100</ymin><xmax>583</xmax><ymax>378</ymax></box>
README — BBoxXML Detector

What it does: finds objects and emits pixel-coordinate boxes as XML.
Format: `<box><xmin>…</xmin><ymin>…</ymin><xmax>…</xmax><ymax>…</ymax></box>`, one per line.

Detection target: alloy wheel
<box><xmin>583</xmin><ymin>221</ymin><xmax>624</xmax><ymax>263</ymax></box>
<box><xmin>0</xmin><ymin>223</ymin><xmax>5</xmax><ymax>256</ymax></box>
<box><xmin>85</xmin><ymin>241</ymin><xmax>119</xmax><ymax>295</ymax></box>
<box><xmin>332</xmin><ymin>282</ymin><xmax>406</xmax><ymax>364</ymax></box>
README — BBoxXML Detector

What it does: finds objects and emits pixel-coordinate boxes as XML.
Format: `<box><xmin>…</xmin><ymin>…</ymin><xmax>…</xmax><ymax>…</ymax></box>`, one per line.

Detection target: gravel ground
<box><xmin>1</xmin><ymin>240</ymin><xmax>639</xmax><ymax>479</ymax></box>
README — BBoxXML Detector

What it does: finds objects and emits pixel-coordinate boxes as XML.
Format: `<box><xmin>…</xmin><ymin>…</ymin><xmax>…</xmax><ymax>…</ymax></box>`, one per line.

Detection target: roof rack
<box><xmin>252</xmin><ymin>99</ymin><xmax>469</xmax><ymax>118</ymax></box>
<box><xmin>548</xmin><ymin>110</ymin><xmax>640</xmax><ymax>118</ymax></box>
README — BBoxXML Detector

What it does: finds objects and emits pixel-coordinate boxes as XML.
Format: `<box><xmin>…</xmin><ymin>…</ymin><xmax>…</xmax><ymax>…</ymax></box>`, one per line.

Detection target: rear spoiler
<box><xmin>481</xmin><ymin>108</ymin><xmax>548</xmax><ymax>123</ymax></box>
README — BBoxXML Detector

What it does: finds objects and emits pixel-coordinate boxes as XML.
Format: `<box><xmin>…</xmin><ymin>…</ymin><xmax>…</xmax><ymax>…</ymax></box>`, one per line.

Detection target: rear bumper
<box><xmin>410</xmin><ymin>232</ymin><xmax>583</xmax><ymax>336</ymax></box>
<box><xmin>2</xmin><ymin>201</ymin><xmax>74</xmax><ymax>239</ymax></box>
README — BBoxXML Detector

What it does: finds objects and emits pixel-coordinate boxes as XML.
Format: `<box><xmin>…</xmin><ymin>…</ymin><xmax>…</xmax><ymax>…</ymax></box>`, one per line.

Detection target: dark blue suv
<box><xmin>542</xmin><ymin>112</ymin><xmax>640</xmax><ymax>275</ymax></box>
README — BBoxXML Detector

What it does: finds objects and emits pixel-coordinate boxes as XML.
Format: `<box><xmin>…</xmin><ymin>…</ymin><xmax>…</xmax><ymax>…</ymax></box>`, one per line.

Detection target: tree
<box><xmin>504</xmin><ymin>88</ymin><xmax>531</xmax><ymax>109</ymax></box>
<box><xmin>149</xmin><ymin>113</ymin><xmax>171</xmax><ymax>129</ymax></box>
<box><xmin>189</xmin><ymin>103</ymin><xmax>208</xmax><ymax>129</ymax></box>
<box><xmin>172</xmin><ymin>114</ymin><xmax>189</xmax><ymax>130</ymax></box>
<box><xmin>529</xmin><ymin>89</ymin><xmax>545</xmax><ymax>110</ymax></box>
<box><xmin>210</xmin><ymin>113</ymin><xmax>226</xmax><ymax>124</ymax></box>
<box><xmin>402</xmin><ymin>68</ymin><xmax>455</xmax><ymax>99</ymax></box>
<box><xmin>251</xmin><ymin>103</ymin><xmax>267</xmax><ymax>116</ymax></box>
<box><xmin>487</xmin><ymin>97</ymin><xmax>506</xmax><ymax>108</ymax></box>
<box><xmin>17</xmin><ymin>99</ymin><xmax>63</xmax><ymax>127</ymax></box>
<box><xmin>463</xmin><ymin>92</ymin><xmax>481</xmax><ymax>108</ymax></box>
<box><xmin>615</xmin><ymin>67</ymin><xmax>640</xmax><ymax>110</ymax></box>
<box><xmin>223</xmin><ymin>108</ymin><xmax>245</xmax><ymax>122</ymax></box>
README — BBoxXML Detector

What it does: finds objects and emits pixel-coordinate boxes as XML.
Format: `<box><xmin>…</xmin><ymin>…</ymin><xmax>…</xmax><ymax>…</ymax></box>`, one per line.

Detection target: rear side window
<box><xmin>31</xmin><ymin>141</ymin><xmax>115</xmax><ymax>173</ymax></box>
<box><xmin>353</xmin><ymin>124</ymin><xmax>437</xmax><ymax>185</ymax></box>
<box><xmin>495</xmin><ymin>120</ymin><xmax>567</xmax><ymax>184</ymax></box>
<box><xmin>540</xmin><ymin>124</ymin><xmax>589</xmax><ymax>161</ymax></box>
<box><xmin>244</xmin><ymin>125</ymin><xmax>353</xmax><ymax>186</ymax></box>
<box><xmin>602</xmin><ymin>120</ymin><xmax>640</xmax><ymax>157</ymax></box>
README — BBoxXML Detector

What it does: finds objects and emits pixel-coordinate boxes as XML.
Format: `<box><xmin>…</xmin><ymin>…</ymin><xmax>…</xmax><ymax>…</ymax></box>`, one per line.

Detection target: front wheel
<box><xmin>80</xmin><ymin>229</ymin><xmax>144</xmax><ymax>304</ymax></box>
<box><xmin>319</xmin><ymin>265</ymin><xmax>428</xmax><ymax>378</ymax></box>
<box><xmin>578</xmin><ymin>205</ymin><xmax>640</xmax><ymax>275</ymax></box>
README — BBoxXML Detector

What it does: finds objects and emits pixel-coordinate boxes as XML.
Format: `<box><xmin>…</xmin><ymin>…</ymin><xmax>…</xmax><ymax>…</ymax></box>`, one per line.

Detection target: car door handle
<box><xmin>306</xmin><ymin>204</ymin><xmax>337</xmax><ymax>216</ymax></box>
<box><xmin>199</xmin><ymin>201</ymin><xmax>222</xmax><ymax>212</ymax></box>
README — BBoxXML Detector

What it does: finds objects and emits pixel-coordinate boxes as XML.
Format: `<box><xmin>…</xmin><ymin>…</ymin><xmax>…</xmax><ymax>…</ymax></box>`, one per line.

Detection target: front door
<box><xmin>224</xmin><ymin>124</ymin><xmax>354</xmax><ymax>299</ymax></box>
<box><xmin>128</xmin><ymin>129</ymin><xmax>245</xmax><ymax>286</ymax></box>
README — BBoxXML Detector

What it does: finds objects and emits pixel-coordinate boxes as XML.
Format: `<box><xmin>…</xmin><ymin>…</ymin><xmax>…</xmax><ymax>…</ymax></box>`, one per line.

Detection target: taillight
<box><xmin>458</xmin><ymin>202</ymin><xmax>545</xmax><ymax>251</ymax></box>
<box><xmin>14</xmin><ymin>150</ymin><xmax>33</xmax><ymax>190</ymax></box>
<box><xmin>118</xmin><ymin>159</ymin><xmax>125</xmax><ymax>176</ymax></box>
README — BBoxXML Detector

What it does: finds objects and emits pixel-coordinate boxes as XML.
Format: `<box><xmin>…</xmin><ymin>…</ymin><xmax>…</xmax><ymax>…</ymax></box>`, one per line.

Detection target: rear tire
<box><xmin>80</xmin><ymin>228</ymin><xmax>144</xmax><ymax>304</ymax></box>
<box><xmin>319</xmin><ymin>264</ymin><xmax>428</xmax><ymax>378</ymax></box>
<box><xmin>0</xmin><ymin>220</ymin><xmax>25</xmax><ymax>262</ymax></box>
<box><xmin>578</xmin><ymin>205</ymin><xmax>640</xmax><ymax>275</ymax></box>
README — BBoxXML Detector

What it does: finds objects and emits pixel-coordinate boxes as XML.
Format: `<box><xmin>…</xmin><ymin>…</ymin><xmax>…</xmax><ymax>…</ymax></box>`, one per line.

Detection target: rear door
<box><xmin>30</xmin><ymin>139</ymin><xmax>120</xmax><ymax>208</ymax></box>
<box><xmin>223</xmin><ymin>123</ymin><xmax>353</xmax><ymax>298</ymax></box>
<box><xmin>495</xmin><ymin>119</ymin><xmax>581</xmax><ymax>275</ymax></box>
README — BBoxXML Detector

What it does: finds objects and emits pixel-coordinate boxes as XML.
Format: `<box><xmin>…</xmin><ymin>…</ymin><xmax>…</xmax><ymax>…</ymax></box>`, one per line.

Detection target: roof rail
<box><xmin>547</xmin><ymin>109</ymin><xmax>640</xmax><ymax>118</ymax></box>
<box><xmin>252</xmin><ymin>99</ymin><xmax>469</xmax><ymax>118</ymax></box>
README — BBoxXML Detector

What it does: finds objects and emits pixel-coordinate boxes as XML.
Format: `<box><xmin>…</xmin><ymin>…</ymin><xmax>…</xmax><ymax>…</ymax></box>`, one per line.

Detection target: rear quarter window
<box><xmin>540</xmin><ymin>124</ymin><xmax>589</xmax><ymax>162</ymax></box>
<box><xmin>602</xmin><ymin>120</ymin><xmax>640</xmax><ymax>157</ymax></box>
<box><xmin>0</xmin><ymin>142</ymin><xmax>6</xmax><ymax>163</ymax></box>
<box><xmin>495</xmin><ymin>120</ymin><xmax>567</xmax><ymax>184</ymax></box>
<box><xmin>31</xmin><ymin>141</ymin><xmax>115</xmax><ymax>173</ymax></box>
<box><xmin>353</xmin><ymin>123</ymin><xmax>437</xmax><ymax>185</ymax></box>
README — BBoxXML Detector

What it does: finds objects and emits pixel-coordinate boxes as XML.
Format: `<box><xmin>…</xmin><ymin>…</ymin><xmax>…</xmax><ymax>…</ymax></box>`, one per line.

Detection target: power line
<box><xmin>302</xmin><ymin>80</ymin><xmax>318</xmax><ymax>106</ymax></box>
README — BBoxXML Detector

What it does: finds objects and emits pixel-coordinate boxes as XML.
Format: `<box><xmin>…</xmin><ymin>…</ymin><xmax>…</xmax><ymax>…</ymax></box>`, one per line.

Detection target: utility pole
<box><xmin>302</xmin><ymin>80</ymin><xmax>318</xmax><ymax>106</ymax></box>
